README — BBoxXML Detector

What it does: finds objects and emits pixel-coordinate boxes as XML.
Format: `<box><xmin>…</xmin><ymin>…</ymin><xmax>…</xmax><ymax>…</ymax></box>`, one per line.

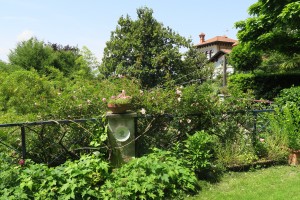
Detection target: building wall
<box><xmin>197</xmin><ymin>44</ymin><xmax>219</xmax><ymax>59</ymax></box>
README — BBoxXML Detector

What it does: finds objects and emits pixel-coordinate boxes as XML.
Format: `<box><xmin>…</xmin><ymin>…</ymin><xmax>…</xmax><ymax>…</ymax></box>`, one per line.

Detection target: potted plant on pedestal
<box><xmin>107</xmin><ymin>90</ymin><xmax>132</xmax><ymax>114</ymax></box>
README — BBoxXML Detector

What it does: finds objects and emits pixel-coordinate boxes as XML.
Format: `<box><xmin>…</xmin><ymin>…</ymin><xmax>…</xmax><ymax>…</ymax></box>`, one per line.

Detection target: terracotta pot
<box><xmin>288</xmin><ymin>150</ymin><xmax>300</xmax><ymax>165</ymax></box>
<box><xmin>107</xmin><ymin>103</ymin><xmax>130</xmax><ymax>114</ymax></box>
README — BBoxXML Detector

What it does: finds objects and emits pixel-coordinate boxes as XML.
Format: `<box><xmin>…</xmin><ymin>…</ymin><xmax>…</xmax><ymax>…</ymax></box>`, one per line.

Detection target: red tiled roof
<box><xmin>195</xmin><ymin>35</ymin><xmax>237</xmax><ymax>47</ymax></box>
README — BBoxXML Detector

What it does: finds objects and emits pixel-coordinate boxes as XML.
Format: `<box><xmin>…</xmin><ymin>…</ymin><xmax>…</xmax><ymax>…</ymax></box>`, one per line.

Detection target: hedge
<box><xmin>228</xmin><ymin>73</ymin><xmax>300</xmax><ymax>100</ymax></box>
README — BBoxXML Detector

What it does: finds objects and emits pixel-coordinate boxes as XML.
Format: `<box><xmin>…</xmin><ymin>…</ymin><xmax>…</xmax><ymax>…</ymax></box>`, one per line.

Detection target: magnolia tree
<box><xmin>100</xmin><ymin>7</ymin><xmax>209</xmax><ymax>88</ymax></box>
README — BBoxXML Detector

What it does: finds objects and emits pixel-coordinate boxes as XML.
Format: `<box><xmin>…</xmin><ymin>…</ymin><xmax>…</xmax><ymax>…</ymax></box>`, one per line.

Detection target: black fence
<box><xmin>0</xmin><ymin>118</ymin><xmax>102</xmax><ymax>166</ymax></box>
<box><xmin>0</xmin><ymin>109</ymin><xmax>275</xmax><ymax>166</ymax></box>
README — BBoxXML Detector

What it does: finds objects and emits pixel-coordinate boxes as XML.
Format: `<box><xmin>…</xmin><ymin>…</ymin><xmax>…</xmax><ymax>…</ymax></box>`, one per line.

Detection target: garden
<box><xmin>0</xmin><ymin>0</ymin><xmax>300</xmax><ymax>199</ymax></box>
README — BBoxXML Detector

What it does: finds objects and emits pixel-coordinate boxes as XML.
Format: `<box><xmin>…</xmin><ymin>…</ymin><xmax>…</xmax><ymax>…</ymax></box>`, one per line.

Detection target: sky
<box><xmin>0</xmin><ymin>0</ymin><xmax>257</xmax><ymax>62</ymax></box>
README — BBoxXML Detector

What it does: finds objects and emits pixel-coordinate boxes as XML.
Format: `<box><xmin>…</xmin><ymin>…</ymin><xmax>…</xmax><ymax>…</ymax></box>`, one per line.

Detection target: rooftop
<box><xmin>195</xmin><ymin>34</ymin><xmax>237</xmax><ymax>47</ymax></box>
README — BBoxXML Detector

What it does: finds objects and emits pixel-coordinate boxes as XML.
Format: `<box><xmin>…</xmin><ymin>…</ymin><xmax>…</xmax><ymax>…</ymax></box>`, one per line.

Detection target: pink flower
<box><xmin>19</xmin><ymin>159</ymin><xmax>25</xmax><ymax>166</ymax></box>
<box><xmin>102</xmin><ymin>98</ymin><xmax>107</xmax><ymax>102</ymax></box>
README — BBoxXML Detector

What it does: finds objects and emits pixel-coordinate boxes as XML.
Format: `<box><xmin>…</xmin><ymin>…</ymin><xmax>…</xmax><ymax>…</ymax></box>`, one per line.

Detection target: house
<box><xmin>195</xmin><ymin>33</ymin><xmax>237</xmax><ymax>83</ymax></box>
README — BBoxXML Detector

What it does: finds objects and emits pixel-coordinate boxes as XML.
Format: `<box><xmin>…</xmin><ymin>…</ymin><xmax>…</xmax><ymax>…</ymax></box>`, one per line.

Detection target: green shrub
<box><xmin>269</xmin><ymin>104</ymin><xmax>300</xmax><ymax>150</ymax></box>
<box><xmin>228</xmin><ymin>73</ymin><xmax>300</xmax><ymax>100</ymax></box>
<box><xmin>179</xmin><ymin>130</ymin><xmax>223</xmax><ymax>182</ymax></box>
<box><xmin>275</xmin><ymin>86</ymin><xmax>300</xmax><ymax>107</ymax></box>
<box><xmin>100</xmin><ymin>149</ymin><xmax>198</xmax><ymax>200</ymax></box>
<box><xmin>0</xmin><ymin>155</ymin><xmax>110</xmax><ymax>200</ymax></box>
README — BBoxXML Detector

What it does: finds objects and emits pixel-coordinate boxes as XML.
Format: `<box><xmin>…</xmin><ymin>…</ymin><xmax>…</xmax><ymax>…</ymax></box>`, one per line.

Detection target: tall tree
<box><xmin>100</xmin><ymin>7</ymin><xmax>191</xmax><ymax>88</ymax></box>
<box><xmin>235</xmin><ymin>0</ymin><xmax>300</xmax><ymax>54</ymax></box>
<box><xmin>8</xmin><ymin>37</ymin><xmax>82</xmax><ymax>76</ymax></box>
<box><xmin>9</xmin><ymin>37</ymin><xmax>53</xmax><ymax>72</ymax></box>
<box><xmin>230</xmin><ymin>0</ymin><xmax>300</xmax><ymax>72</ymax></box>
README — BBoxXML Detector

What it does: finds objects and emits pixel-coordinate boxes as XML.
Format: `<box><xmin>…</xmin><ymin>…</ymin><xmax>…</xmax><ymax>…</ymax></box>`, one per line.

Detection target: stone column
<box><xmin>106</xmin><ymin>112</ymin><xmax>137</xmax><ymax>167</ymax></box>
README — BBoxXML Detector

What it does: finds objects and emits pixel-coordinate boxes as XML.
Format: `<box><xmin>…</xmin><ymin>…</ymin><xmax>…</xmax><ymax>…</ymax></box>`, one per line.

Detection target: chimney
<box><xmin>199</xmin><ymin>33</ymin><xmax>205</xmax><ymax>43</ymax></box>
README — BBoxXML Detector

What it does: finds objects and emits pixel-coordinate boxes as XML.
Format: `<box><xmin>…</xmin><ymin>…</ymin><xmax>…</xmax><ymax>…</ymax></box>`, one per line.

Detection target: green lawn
<box><xmin>187</xmin><ymin>165</ymin><xmax>300</xmax><ymax>200</ymax></box>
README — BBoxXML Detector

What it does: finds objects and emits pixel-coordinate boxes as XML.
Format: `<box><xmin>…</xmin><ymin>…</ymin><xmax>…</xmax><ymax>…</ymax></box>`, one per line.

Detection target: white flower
<box><xmin>141</xmin><ymin>108</ymin><xmax>146</xmax><ymax>115</ymax></box>
<box><xmin>187</xmin><ymin>119</ymin><xmax>191</xmax><ymax>123</ymax></box>
<box><xmin>176</xmin><ymin>88</ymin><xmax>182</xmax><ymax>95</ymax></box>
<box><xmin>177</xmin><ymin>97</ymin><xmax>181</xmax><ymax>102</ymax></box>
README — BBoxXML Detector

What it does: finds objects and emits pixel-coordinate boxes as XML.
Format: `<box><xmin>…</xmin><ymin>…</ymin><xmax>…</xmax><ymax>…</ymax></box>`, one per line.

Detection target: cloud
<box><xmin>17</xmin><ymin>30</ymin><xmax>34</xmax><ymax>42</ymax></box>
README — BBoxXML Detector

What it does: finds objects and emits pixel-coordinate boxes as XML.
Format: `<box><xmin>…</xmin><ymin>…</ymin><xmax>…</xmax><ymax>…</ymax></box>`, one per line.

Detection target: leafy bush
<box><xmin>0</xmin><ymin>155</ymin><xmax>110</xmax><ymax>200</ymax></box>
<box><xmin>175</xmin><ymin>130</ymin><xmax>223</xmax><ymax>182</ymax></box>
<box><xmin>275</xmin><ymin>86</ymin><xmax>300</xmax><ymax>107</ymax></box>
<box><xmin>183</xmin><ymin>131</ymin><xmax>216</xmax><ymax>171</ymax></box>
<box><xmin>100</xmin><ymin>149</ymin><xmax>198</xmax><ymax>200</ymax></box>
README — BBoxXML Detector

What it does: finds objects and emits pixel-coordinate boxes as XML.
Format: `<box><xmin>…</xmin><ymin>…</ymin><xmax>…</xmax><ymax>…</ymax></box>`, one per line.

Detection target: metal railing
<box><xmin>0</xmin><ymin>109</ymin><xmax>275</xmax><ymax>165</ymax></box>
<box><xmin>0</xmin><ymin>118</ymin><xmax>101</xmax><ymax>166</ymax></box>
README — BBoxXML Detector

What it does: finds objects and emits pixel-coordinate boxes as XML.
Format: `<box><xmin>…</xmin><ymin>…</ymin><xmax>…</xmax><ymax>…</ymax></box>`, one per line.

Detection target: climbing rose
<box><xmin>19</xmin><ymin>159</ymin><xmax>25</xmax><ymax>166</ymax></box>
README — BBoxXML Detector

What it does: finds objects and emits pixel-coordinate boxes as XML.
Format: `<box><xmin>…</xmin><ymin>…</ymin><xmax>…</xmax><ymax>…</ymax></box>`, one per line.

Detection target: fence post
<box><xmin>21</xmin><ymin>125</ymin><xmax>26</xmax><ymax>160</ymax></box>
<box><xmin>252</xmin><ymin>111</ymin><xmax>258</xmax><ymax>146</ymax></box>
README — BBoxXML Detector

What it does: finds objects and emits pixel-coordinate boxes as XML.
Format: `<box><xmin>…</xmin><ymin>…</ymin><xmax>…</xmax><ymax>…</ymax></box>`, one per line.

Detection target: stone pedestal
<box><xmin>106</xmin><ymin>112</ymin><xmax>137</xmax><ymax>167</ymax></box>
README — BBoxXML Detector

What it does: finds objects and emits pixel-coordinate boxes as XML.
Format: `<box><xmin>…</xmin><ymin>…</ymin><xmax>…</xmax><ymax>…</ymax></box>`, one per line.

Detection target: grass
<box><xmin>187</xmin><ymin>165</ymin><xmax>300</xmax><ymax>200</ymax></box>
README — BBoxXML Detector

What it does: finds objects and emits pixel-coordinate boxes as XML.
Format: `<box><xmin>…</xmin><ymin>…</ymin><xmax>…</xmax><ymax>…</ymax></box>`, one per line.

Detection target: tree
<box><xmin>99</xmin><ymin>7</ymin><xmax>191</xmax><ymax>88</ymax></box>
<box><xmin>229</xmin><ymin>43</ymin><xmax>262</xmax><ymax>72</ymax></box>
<box><xmin>235</xmin><ymin>0</ymin><xmax>300</xmax><ymax>54</ymax></box>
<box><xmin>8</xmin><ymin>38</ymin><xmax>83</xmax><ymax>77</ymax></box>
<box><xmin>182</xmin><ymin>48</ymin><xmax>214</xmax><ymax>82</ymax></box>
<box><xmin>9</xmin><ymin>37</ymin><xmax>53</xmax><ymax>72</ymax></box>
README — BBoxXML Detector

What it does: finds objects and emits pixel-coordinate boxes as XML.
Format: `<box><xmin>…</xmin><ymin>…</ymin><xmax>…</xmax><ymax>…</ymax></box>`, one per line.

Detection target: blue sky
<box><xmin>0</xmin><ymin>0</ymin><xmax>256</xmax><ymax>62</ymax></box>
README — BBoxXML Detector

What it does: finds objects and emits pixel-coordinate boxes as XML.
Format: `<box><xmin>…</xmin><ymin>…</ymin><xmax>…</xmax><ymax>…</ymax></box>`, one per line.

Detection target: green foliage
<box><xmin>8</xmin><ymin>37</ymin><xmax>95</xmax><ymax>78</ymax></box>
<box><xmin>8</xmin><ymin>37</ymin><xmax>53</xmax><ymax>72</ymax></box>
<box><xmin>270</xmin><ymin>104</ymin><xmax>300</xmax><ymax>150</ymax></box>
<box><xmin>235</xmin><ymin>0</ymin><xmax>300</xmax><ymax>55</ymax></box>
<box><xmin>216</xmin><ymin>138</ymin><xmax>258</xmax><ymax>167</ymax></box>
<box><xmin>100</xmin><ymin>7</ymin><xmax>206</xmax><ymax>88</ymax></box>
<box><xmin>182</xmin><ymin>131</ymin><xmax>216</xmax><ymax>172</ymax></box>
<box><xmin>0</xmin><ymin>69</ymin><xmax>56</xmax><ymax>116</ymax></box>
<box><xmin>229</xmin><ymin>43</ymin><xmax>262</xmax><ymax>72</ymax></box>
<box><xmin>135</xmin><ymin>83</ymin><xmax>220</xmax><ymax>155</ymax></box>
<box><xmin>259</xmin><ymin>52</ymin><xmax>300</xmax><ymax>73</ymax></box>
<box><xmin>0</xmin><ymin>155</ymin><xmax>110</xmax><ymax>200</ymax></box>
<box><xmin>180</xmin><ymin>48</ymin><xmax>213</xmax><ymax>82</ymax></box>
<box><xmin>228</xmin><ymin>73</ymin><xmax>300</xmax><ymax>100</ymax></box>
<box><xmin>275</xmin><ymin>86</ymin><xmax>300</xmax><ymax>107</ymax></box>
<box><xmin>174</xmin><ymin>130</ymin><xmax>223</xmax><ymax>182</ymax></box>
<box><xmin>100</xmin><ymin>149</ymin><xmax>198</xmax><ymax>200</ymax></box>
